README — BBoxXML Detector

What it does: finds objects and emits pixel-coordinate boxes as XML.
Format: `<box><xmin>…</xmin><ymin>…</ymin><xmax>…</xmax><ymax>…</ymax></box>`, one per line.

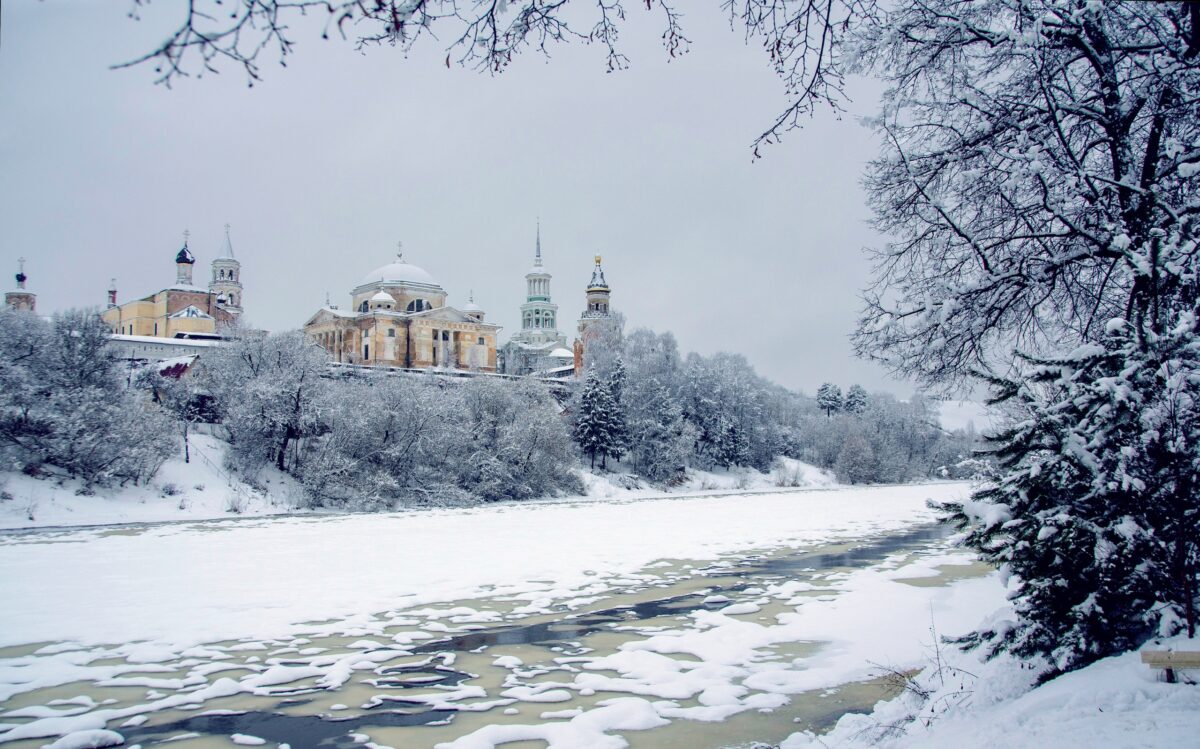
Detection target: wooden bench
<box><xmin>1141</xmin><ymin>650</ymin><xmax>1200</xmax><ymax>683</ymax></box>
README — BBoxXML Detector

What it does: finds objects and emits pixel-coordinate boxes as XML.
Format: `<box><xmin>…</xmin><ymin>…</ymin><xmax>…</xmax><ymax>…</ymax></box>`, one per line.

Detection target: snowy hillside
<box><xmin>0</xmin><ymin>443</ymin><xmax>836</xmax><ymax>531</ymax></box>
<box><xmin>0</xmin><ymin>434</ymin><xmax>303</xmax><ymax>529</ymax></box>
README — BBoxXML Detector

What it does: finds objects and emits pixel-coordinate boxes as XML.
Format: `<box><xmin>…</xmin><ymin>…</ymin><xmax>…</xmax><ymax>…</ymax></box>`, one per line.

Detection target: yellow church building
<box><xmin>102</xmin><ymin>229</ymin><xmax>244</xmax><ymax>340</ymax></box>
<box><xmin>304</xmin><ymin>249</ymin><xmax>500</xmax><ymax>372</ymax></box>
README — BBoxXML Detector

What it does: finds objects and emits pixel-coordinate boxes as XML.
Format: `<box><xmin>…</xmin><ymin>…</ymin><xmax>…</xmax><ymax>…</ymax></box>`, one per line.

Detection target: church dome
<box><xmin>359</xmin><ymin>261</ymin><xmax>440</xmax><ymax>288</ymax></box>
<box><xmin>370</xmin><ymin>290</ymin><xmax>394</xmax><ymax>303</ymax></box>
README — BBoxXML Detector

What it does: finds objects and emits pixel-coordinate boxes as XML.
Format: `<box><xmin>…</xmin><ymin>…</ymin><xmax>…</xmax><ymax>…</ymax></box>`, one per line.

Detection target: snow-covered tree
<box><xmin>843</xmin><ymin>384</ymin><xmax>869</xmax><ymax>415</ymax></box>
<box><xmin>626</xmin><ymin>378</ymin><xmax>694</xmax><ymax>482</ymax></box>
<box><xmin>834</xmin><ymin>2</ymin><xmax>1200</xmax><ymax>671</ymax></box>
<box><xmin>581</xmin><ymin>311</ymin><xmax>626</xmax><ymax>380</ymax></box>
<box><xmin>835</xmin><ymin>428</ymin><xmax>876</xmax><ymax>485</ymax></box>
<box><xmin>944</xmin><ymin>318</ymin><xmax>1200</xmax><ymax>671</ymax></box>
<box><xmin>201</xmin><ymin>331</ymin><xmax>330</xmax><ymax>473</ymax></box>
<box><xmin>573</xmin><ymin>368</ymin><xmax>619</xmax><ymax>469</ymax></box>
<box><xmin>140</xmin><ymin>363</ymin><xmax>211</xmax><ymax>464</ymax></box>
<box><xmin>0</xmin><ymin>308</ymin><xmax>175</xmax><ymax>487</ymax></box>
<box><xmin>605</xmin><ymin>356</ymin><xmax>629</xmax><ymax>462</ymax></box>
<box><xmin>816</xmin><ymin>383</ymin><xmax>843</xmax><ymax>418</ymax></box>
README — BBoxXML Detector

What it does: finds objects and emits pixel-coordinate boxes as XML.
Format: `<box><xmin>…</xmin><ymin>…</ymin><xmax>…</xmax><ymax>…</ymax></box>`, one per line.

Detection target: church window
<box><xmin>387</xmin><ymin>328</ymin><xmax>395</xmax><ymax>338</ymax></box>
<box><xmin>478</xmin><ymin>337</ymin><xmax>485</xmax><ymax>345</ymax></box>
<box><xmin>442</xmin><ymin>330</ymin><xmax>450</xmax><ymax>341</ymax></box>
<box><xmin>359</xmin><ymin>300</ymin><xmax>369</xmax><ymax>313</ymax></box>
<box><xmin>154</xmin><ymin>323</ymin><xmax>158</xmax><ymax>335</ymax></box>
<box><xmin>364</xmin><ymin>344</ymin><xmax>369</xmax><ymax>359</ymax></box>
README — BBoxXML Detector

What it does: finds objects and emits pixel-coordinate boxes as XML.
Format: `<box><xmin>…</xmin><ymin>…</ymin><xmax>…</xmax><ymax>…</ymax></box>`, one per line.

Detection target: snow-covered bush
<box><xmin>295</xmin><ymin>373</ymin><xmax>580</xmax><ymax>508</ymax></box>
<box><xmin>0</xmin><ymin>308</ymin><xmax>176</xmax><ymax>487</ymax></box>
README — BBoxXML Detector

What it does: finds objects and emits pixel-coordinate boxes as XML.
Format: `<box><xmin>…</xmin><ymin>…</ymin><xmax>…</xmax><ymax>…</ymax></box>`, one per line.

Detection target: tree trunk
<box><xmin>183</xmin><ymin>421</ymin><xmax>190</xmax><ymax>464</ymax></box>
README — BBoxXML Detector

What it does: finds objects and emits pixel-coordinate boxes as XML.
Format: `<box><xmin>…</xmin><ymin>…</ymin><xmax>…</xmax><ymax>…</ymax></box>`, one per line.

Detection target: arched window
<box><xmin>359</xmin><ymin>300</ymin><xmax>369</xmax><ymax>313</ymax></box>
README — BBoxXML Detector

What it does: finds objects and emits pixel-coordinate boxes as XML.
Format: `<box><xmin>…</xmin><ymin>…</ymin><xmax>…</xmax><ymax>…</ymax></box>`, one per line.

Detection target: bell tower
<box><xmin>578</xmin><ymin>254</ymin><xmax>611</xmax><ymax>335</ymax></box>
<box><xmin>209</xmin><ymin>223</ymin><xmax>244</xmax><ymax>314</ymax></box>
<box><xmin>515</xmin><ymin>220</ymin><xmax>562</xmax><ymax>344</ymax></box>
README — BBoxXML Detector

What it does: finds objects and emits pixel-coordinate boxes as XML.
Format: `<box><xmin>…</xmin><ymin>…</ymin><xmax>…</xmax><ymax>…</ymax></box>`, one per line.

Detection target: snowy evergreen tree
<box><xmin>626</xmin><ymin>379</ymin><xmax>693</xmax><ymax>483</ymax></box>
<box><xmin>816</xmin><ymin>383</ymin><xmax>843</xmax><ymax>418</ymax></box>
<box><xmin>573</xmin><ymin>368</ymin><xmax>618</xmax><ymax>469</ymax></box>
<box><xmin>941</xmin><ymin>317</ymin><xmax>1200</xmax><ymax>673</ymax></box>
<box><xmin>605</xmin><ymin>356</ymin><xmax>629</xmax><ymax>463</ymax></box>
<box><xmin>843</xmin><ymin>384</ymin><xmax>869</xmax><ymax>415</ymax></box>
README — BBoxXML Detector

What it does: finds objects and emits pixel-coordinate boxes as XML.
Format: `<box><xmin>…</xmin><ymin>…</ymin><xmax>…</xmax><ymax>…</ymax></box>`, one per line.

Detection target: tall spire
<box><xmin>534</xmin><ymin>219</ymin><xmax>543</xmax><ymax>268</ymax></box>
<box><xmin>220</xmin><ymin>223</ymin><xmax>236</xmax><ymax>259</ymax></box>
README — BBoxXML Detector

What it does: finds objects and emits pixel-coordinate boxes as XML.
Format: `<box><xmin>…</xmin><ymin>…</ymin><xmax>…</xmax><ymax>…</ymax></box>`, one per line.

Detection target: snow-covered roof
<box><xmin>370</xmin><ymin>290</ymin><xmax>395</xmax><ymax>303</ymax></box>
<box><xmin>358</xmin><ymin>261</ymin><xmax>441</xmax><ymax>289</ymax></box>
<box><xmin>548</xmin><ymin>347</ymin><xmax>574</xmax><ymax>359</ymax></box>
<box><xmin>169</xmin><ymin>305</ymin><xmax>214</xmax><ymax>319</ymax></box>
<box><xmin>463</xmin><ymin>301</ymin><xmax>483</xmax><ymax>312</ymax></box>
<box><xmin>109</xmin><ymin>334</ymin><xmax>218</xmax><ymax>348</ymax></box>
<box><xmin>158</xmin><ymin>355</ymin><xmax>199</xmax><ymax>373</ymax></box>
<box><xmin>166</xmin><ymin>285</ymin><xmax>211</xmax><ymax>294</ymax></box>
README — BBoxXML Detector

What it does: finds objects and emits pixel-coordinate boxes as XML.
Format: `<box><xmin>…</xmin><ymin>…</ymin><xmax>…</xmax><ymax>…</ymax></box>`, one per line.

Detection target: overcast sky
<box><xmin>0</xmin><ymin>1</ymin><xmax>911</xmax><ymax>396</ymax></box>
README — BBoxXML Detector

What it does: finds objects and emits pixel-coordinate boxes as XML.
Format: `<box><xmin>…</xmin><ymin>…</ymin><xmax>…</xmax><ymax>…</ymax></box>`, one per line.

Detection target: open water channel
<box><xmin>0</xmin><ymin>522</ymin><xmax>991</xmax><ymax>749</ymax></box>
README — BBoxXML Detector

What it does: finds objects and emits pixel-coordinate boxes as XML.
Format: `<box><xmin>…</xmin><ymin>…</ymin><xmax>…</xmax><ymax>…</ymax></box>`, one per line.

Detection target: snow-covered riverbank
<box><xmin>0</xmin><ymin>434</ymin><xmax>838</xmax><ymax>531</ymax></box>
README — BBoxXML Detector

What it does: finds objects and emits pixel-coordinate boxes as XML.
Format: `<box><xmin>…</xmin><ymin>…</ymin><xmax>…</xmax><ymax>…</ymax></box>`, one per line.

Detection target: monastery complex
<box><xmin>5</xmin><ymin>225</ymin><xmax>615</xmax><ymax>379</ymax></box>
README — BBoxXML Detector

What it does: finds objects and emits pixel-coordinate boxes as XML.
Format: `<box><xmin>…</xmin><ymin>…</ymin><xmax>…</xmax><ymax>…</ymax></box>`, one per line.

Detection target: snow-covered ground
<box><xmin>0</xmin><ymin>434</ymin><xmax>304</xmax><ymax>530</ymax></box>
<box><xmin>0</xmin><ymin>482</ymin><xmax>948</xmax><ymax>650</ymax></box>
<box><xmin>786</xmin><ymin>633</ymin><xmax>1200</xmax><ymax>749</ymax></box>
<box><xmin>1</xmin><ymin>479</ymin><xmax>1193</xmax><ymax>748</ymax></box>
<box><xmin>0</xmin><ymin>439</ymin><xmax>834</xmax><ymax>531</ymax></box>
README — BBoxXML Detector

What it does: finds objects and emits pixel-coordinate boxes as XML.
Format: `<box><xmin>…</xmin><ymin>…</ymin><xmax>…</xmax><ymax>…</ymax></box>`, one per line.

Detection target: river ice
<box><xmin>0</xmin><ymin>483</ymin><xmax>1007</xmax><ymax>747</ymax></box>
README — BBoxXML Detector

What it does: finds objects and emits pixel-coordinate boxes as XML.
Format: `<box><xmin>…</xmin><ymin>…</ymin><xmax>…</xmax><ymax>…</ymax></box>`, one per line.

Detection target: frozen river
<box><xmin>0</xmin><ymin>483</ymin><xmax>1001</xmax><ymax>748</ymax></box>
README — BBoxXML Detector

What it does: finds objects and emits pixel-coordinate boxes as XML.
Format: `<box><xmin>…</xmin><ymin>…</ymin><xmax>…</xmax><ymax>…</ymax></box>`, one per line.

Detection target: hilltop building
<box><xmin>303</xmin><ymin>247</ymin><xmax>500</xmax><ymax>372</ymax></box>
<box><xmin>101</xmin><ymin>228</ymin><xmax>244</xmax><ymax>341</ymax></box>
<box><xmin>499</xmin><ymin>225</ymin><xmax>574</xmax><ymax>377</ymax></box>
<box><xmin>5</xmin><ymin>258</ymin><xmax>36</xmax><ymax>312</ymax></box>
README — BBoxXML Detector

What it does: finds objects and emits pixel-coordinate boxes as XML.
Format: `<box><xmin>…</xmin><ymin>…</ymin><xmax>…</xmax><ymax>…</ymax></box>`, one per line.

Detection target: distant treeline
<box><xmin>0</xmin><ymin>308</ymin><xmax>983</xmax><ymax>507</ymax></box>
